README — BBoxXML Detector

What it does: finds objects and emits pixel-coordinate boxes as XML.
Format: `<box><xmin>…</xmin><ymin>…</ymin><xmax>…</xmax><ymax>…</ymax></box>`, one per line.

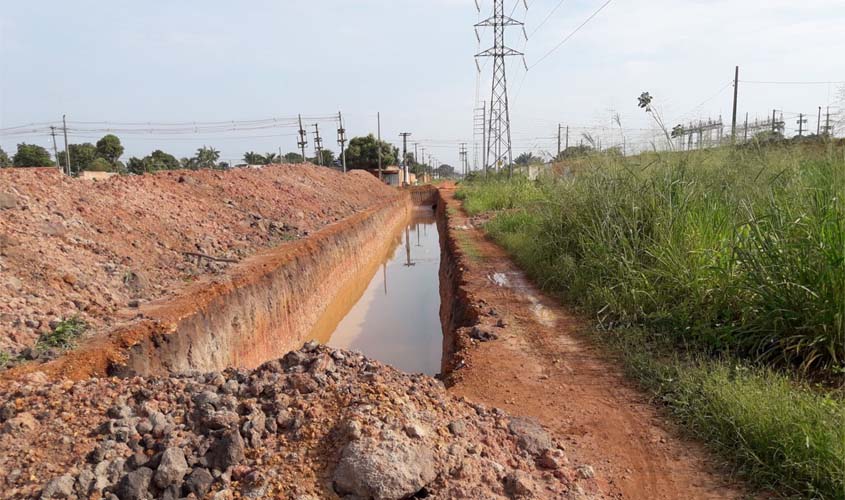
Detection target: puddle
<box><xmin>311</xmin><ymin>209</ymin><xmax>442</xmax><ymax>375</ymax></box>
<box><xmin>488</xmin><ymin>271</ymin><xmax>557</xmax><ymax>328</ymax></box>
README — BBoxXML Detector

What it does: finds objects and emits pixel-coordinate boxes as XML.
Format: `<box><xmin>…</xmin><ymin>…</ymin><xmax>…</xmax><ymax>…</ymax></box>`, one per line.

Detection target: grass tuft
<box><xmin>36</xmin><ymin>316</ymin><xmax>87</xmax><ymax>351</ymax></box>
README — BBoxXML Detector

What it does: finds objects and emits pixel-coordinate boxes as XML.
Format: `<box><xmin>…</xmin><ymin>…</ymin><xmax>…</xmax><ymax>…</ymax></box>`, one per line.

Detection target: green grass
<box><xmin>457</xmin><ymin>142</ymin><xmax>845</xmax><ymax>498</ymax></box>
<box><xmin>36</xmin><ymin>316</ymin><xmax>87</xmax><ymax>351</ymax></box>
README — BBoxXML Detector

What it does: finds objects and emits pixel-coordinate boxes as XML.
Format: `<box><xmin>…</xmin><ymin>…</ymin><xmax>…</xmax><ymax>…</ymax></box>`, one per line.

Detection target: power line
<box><xmin>739</xmin><ymin>80</ymin><xmax>845</xmax><ymax>85</ymax></box>
<box><xmin>528</xmin><ymin>0</ymin><xmax>613</xmax><ymax>70</ymax></box>
<box><xmin>528</xmin><ymin>0</ymin><xmax>567</xmax><ymax>38</ymax></box>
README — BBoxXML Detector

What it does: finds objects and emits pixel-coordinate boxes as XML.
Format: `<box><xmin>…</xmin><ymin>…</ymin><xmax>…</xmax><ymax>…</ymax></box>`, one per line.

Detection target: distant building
<box><xmin>364</xmin><ymin>166</ymin><xmax>417</xmax><ymax>186</ymax></box>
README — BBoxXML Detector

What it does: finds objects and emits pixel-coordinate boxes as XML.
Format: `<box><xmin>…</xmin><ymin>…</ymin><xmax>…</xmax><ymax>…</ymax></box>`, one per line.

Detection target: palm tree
<box><xmin>194</xmin><ymin>146</ymin><xmax>220</xmax><ymax>169</ymax></box>
<box><xmin>243</xmin><ymin>151</ymin><xmax>263</xmax><ymax>165</ymax></box>
<box><xmin>263</xmin><ymin>152</ymin><xmax>280</xmax><ymax>165</ymax></box>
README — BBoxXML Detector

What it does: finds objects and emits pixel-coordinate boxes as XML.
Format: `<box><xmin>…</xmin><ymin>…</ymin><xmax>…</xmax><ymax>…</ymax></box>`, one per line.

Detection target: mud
<box><xmin>435</xmin><ymin>184</ymin><xmax>749</xmax><ymax>499</ymax></box>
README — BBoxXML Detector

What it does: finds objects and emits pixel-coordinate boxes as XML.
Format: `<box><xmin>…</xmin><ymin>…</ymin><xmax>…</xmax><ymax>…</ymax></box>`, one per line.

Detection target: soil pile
<box><xmin>0</xmin><ymin>343</ymin><xmax>603</xmax><ymax>499</ymax></box>
<box><xmin>0</xmin><ymin>165</ymin><xmax>399</xmax><ymax>356</ymax></box>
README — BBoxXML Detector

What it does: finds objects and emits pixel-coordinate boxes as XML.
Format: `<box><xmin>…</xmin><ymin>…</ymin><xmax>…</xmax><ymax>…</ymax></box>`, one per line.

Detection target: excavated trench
<box><xmin>10</xmin><ymin>186</ymin><xmax>472</xmax><ymax>381</ymax></box>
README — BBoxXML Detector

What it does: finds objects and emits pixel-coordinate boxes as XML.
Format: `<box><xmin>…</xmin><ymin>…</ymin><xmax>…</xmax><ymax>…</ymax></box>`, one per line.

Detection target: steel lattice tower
<box><xmin>476</xmin><ymin>0</ymin><xmax>525</xmax><ymax>175</ymax></box>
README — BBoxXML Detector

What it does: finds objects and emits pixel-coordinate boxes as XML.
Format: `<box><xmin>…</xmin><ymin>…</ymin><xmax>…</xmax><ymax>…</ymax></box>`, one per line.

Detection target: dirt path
<box><xmin>440</xmin><ymin>186</ymin><xmax>747</xmax><ymax>499</ymax></box>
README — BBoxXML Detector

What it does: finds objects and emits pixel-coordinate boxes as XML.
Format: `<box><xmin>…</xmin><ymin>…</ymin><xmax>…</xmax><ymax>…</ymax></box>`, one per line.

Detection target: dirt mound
<box><xmin>0</xmin><ymin>166</ymin><xmax>399</xmax><ymax>357</ymax></box>
<box><xmin>0</xmin><ymin>344</ymin><xmax>603</xmax><ymax>499</ymax></box>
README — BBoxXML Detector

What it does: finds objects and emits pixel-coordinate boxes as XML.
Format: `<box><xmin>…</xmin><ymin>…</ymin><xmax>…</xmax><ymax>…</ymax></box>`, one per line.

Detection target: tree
<box><xmin>96</xmin><ymin>135</ymin><xmax>124</xmax><ymax>166</ymax></box>
<box><xmin>13</xmin><ymin>143</ymin><xmax>55</xmax><ymax>167</ymax></box>
<box><xmin>283</xmin><ymin>152</ymin><xmax>303</xmax><ymax>163</ymax></box>
<box><xmin>58</xmin><ymin>143</ymin><xmax>98</xmax><ymax>173</ymax></box>
<box><xmin>435</xmin><ymin>164</ymin><xmax>455</xmax><ymax>178</ymax></box>
<box><xmin>0</xmin><ymin>147</ymin><xmax>10</xmax><ymax>167</ymax></box>
<box><xmin>128</xmin><ymin>150</ymin><xmax>180</xmax><ymax>174</ymax></box>
<box><xmin>345</xmin><ymin>134</ymin><xmax>397</xmax><ymax>170</ymax></box>
<box><xmin>192</xmin><ymin>146</ymin><xmax>220</xmax><ymax>169</ymax></box>
<box><xmin>88</xmin><ymin>158</ymin><xmax>114</xmax><ymax>172</ymax></box>
<box><xmin>263</xmin><ymin>152</ymin><xmax>280</xmax><ymax>164</ymax></box>
<box><xmin>243</xmin><ymin>151</ymin><xmax>263</xmax><ymax>164</ymax></box>
<box><xmin>311</xmin><ymin>149</ymin><xmax>335</xmax><ymax>166</ymax></box>
<box><xmin>515</xmin><ymin>152</ymin><xmax>542</xmax><ymax>166</ymax></box>
<box><xmin>555</xmin><ymin>144</ymin><xmax>593</xmax><ymax>160</ymax></box>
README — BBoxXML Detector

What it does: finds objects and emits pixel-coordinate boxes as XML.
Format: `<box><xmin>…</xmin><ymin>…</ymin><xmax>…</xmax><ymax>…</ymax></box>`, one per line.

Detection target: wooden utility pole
<box><xmin>731</xmin><ymin>66</ymin><xmax>739</xmax><ymax>143</ymax></box>
<box><xmin>62</xmin><ymin>115</ymin><xmax>71</xmax><ymax>176</ymax></box>
<box><xmin>557</xmin><ymin>124</ymin><xmax>562</xmax><ymax>158</ymax></box>
<box><xmin>337</xmin><ymin>111</ymin><xmax>347</xmax><ymax>172</ymax></box>
<box><xmin>377</xmin><ymin>112</ymin><xmax>383</xmax><ymax>181</ymax></box>
<box><xmin>49</xmin><ymin>126</ymin><xmax>61</xmax><ymax>173</ymax></box>
<box><xmin>313</xmin><ymin>124</ymin><xmax>323</xmax><ymax>165</ymax></box>
<box><xmin>399</xmin><ymin>132</ymin><xmax>412</xmax><ymax>186</ymax></box>
<box><xmin>297</xmin><ymin>115</ymin><xmax>308</xmax><ymax>164</ymax></box>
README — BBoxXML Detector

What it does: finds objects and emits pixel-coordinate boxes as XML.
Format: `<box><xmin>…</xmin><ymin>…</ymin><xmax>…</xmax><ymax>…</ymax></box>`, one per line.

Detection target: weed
<box><xmin>36</xmin><ymin>316</ymin><xmax>87</xmax><ymax>351</ymax></box>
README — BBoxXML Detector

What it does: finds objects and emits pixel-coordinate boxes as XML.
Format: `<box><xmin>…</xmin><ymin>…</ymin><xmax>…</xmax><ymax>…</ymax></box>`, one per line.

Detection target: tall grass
<box><xmin>457</xmin><ymin>143</ymin><xmax>845</xmax><ymax>497</ymax></box>
<box><xmin>460</xmin><ymin>145</ymin><xmax>845</xmax><ymax>375</ymax></box>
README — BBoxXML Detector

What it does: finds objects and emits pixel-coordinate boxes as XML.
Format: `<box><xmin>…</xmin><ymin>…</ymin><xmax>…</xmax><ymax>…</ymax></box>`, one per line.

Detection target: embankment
<box><xmin>2</xmin><ymin>168</ymin><xmax>417</xmax><ymax>379</ymax></box>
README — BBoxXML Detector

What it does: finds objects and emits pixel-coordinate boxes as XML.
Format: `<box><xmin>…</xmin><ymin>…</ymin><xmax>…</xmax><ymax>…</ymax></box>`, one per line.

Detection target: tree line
<box><xmin>0</xmin><ymin>132</ymin><xmax>445</xmax><ymax>175</ymax></box>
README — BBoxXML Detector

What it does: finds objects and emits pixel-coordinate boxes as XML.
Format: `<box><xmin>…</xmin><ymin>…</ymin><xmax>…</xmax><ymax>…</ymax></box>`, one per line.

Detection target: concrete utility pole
<box><xmin>459</xmin><ymin>143</ymin><xmax>468</xmax><ymax>177</ymax></box>
<box><xmin>297</xmin><ymin>115</ymin><xmax>308</xmax><ymax>164</ymax></box>
<box><xmin>313</xmin><ymin>124</ymin><xmax>323</xmax><ymax>165</ymax></box>
<box><xmin>731</xmin><ymin>66</ymin><xmax>739</xmax><ymax>144</ymax></box>
<box><xmin>399</xmin><ymin>132</ymin><xmax>412</xmax><ymax>186</ymax></box>
<box><xmin>337</xmin><ymin>111</ymin><xmax>347</xmax><ymax>172</ymax></box>
<box><xmin>62</xmin><ymin>115</ymin><xmax>71</xmax><ymax>176</ymax></box>
<box><xmin>797</xmin><ymin>114</ymin><xmax>806</xmax><ymax>136</ymax></box>
<box><xmin>817</xmin><ymin>106</ymin><xmax>822</xmax><ymax>136</ymax></box>
<box><xmin>744</xmin><ymin>113</ymin><xmax>749</xmax><ymax>142</ymax></box>
<box><xmin>49</xmin><ymin>126</ymin><xmax>61</xmax><ymax>173</ymax></box>
<box><xmin>377</xmin><ymin>112</ymin><xmax>383</xmax><ymax>181</ymax></box>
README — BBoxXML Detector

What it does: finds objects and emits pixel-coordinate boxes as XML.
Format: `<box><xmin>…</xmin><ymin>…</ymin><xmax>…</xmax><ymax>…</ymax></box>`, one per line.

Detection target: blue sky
<box><xmin>1</xmin><ymin>0</ymin><xmax>843</xmax><ymax>166</ymax></box>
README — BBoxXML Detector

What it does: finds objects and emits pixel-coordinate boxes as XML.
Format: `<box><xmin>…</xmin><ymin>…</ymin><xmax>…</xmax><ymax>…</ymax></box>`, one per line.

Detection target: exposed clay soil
<box><xmin>438</xmin><ymin>186</ymin><xmax>749</xmax><ymax>500</ymax></box>
<box><xmin>0</xmin><ymin>165</ymin><xmax>399</xmax><ymax>356</ymax></box>
<box><xmin>0</xmin><ymin>343</ymin><xmax>607</xmax><ymax>499</ymax></box>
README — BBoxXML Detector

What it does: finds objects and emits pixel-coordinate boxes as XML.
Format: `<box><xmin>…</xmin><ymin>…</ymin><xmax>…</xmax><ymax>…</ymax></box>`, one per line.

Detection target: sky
<box><xmin>1</xmin><ymin>0</ymin><xmax>844</xmax><ymax>167</ymax></box>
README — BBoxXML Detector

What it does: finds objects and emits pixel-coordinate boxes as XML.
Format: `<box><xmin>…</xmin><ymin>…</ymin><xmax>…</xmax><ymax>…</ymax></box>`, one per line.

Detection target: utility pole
<box><xmin>557</xmin><ymin>124</ymin><xmax>562</xmax><ymax>159</ymax></box>
<box><xmin>377</xmin><ymin>112</ymin><xmax>383</xmax><ymax>181</ymax></box>
<box><xmin>797</xmin><ymin>114</ymin><xmax>806</xmax><ymax>136</ymax></box>
<box><xmin>459</xmin><ymin>143</ymin><xmax>468</xmax><ymax>177</ymax></box>
<box><xmin>313</xmin><ymin>123</ymin><xmax>323</xmax><ymax>165</ymax></box>
<box><xmin>565</xmin><ymin>126</ymin><xmax>570</xmax><ymax>150</ymax></box>
<box><xmin>62</xmin><ymin>115</ymin><xmax>71</xmax><ymax>176</ymax></box>
<box><xmin>337</xmin><ymin>111</ymin><xmax>347</xmax><ymax>172</ymax></box>
<box><xmin>475</xmin><ymin>0</ymin><xmax>526</xmax><ymax>177</ymax></box>
<box><xmin>420</xmin><ymin>147</ymin><xmax>426</xmax><ymax>181</ymax></box>
<box><xmin>399</xmin><ymin>132</ymin><xmax>412</xmax><ymax>186</ymax></box>
<box><xmin>744</xmin><ymin>113</ymin><xmax>749</xmax><ymax>142</ymax></box>
<box><xmin>49</xmin><ymin>126</ymin><xmax>61</xmax><ymax>174</ymax></box>
<box><xmin>297</xmin><ymin>115</ymin><xmax>308</xmax><ymax>164</ymax></box>
<box><xmin>817</xmin><ymin>106</ymin><xmax>822</xmax><ymax>136</ymax></box>
<box><xmin>823</xmin><ymin>107</ymin><xmax>832</xmax><ymax>136</ymax></box>
<box><xmin>731</xmin><ymin>65</ymin><xmax>739</xmax><ymax>144</ymax></box>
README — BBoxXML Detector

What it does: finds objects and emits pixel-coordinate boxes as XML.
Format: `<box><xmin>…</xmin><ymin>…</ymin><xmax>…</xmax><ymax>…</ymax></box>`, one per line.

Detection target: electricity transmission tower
<box><xmin>475</xmin><ymin>0</ymin><xmax>526</xmax><ymax>177</ymax></box>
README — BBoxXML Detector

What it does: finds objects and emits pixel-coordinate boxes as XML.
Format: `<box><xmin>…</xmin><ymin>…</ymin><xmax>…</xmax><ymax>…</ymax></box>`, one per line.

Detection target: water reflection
<box><xmin>325</xmin><ymin>209</ymin><xmax>442</xmax><ymax>375</ymax></box>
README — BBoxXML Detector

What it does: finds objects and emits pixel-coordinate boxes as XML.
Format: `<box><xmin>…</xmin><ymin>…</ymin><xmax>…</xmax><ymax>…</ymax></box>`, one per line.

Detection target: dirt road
<box><xmin>440</xmin><ymin>186</ymin><xmax>747</xmax><ymax>499</ymax></box>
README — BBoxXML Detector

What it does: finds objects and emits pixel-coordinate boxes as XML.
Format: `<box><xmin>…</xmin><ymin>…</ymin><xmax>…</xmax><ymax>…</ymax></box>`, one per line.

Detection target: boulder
<box><xmin>333</xmin><ymin>435</ymin><xmax>436</xmax><ymax>500</ymax></box>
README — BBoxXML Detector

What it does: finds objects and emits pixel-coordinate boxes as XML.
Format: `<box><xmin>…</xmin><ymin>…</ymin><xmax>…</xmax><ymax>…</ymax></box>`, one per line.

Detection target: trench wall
<box><xmin>436</xmin><ymin>188</ymin><xmax>479</xmax><ymax>379</ymax></box>
<box><xmin>5</xmin><ymin>193</ymin><xmax>413</xmax><ymax>380</ymax></box>
<box><xmin>118</xmin><ymin>195</ymin><xmax>413</xmax><ymax>375</ymax></box>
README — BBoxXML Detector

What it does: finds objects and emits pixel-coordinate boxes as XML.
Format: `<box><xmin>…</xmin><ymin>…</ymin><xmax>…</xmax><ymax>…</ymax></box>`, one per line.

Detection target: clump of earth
<box><xmin>0</xmin><ymin>343</ymin><xmax>603</xmax><ymax>499</ymax></box>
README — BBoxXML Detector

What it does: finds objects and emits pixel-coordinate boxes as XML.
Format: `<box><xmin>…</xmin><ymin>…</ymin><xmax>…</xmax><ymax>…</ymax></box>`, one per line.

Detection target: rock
<box><xmin>114</xmin><ymin>467</ymin><xmax>153</xmax><ymax>500</ymax></box>
<box><xmin>0</xmin><ymin>192</ymin><xmax>18</xmax><ymax>210</ymax></box>
<box><xmin>40</xmin><ymin>474</ymin><xmax>75</xmax><ymax>498</ymax></box>
<box><xmin>537</xmin><ymin>449</ymin><xmax>567</xmax><ymax>469</ymax></box>
<box><xmin>508</xmin><ymin>418</ymin><xmax>553</xmax><ymax>456</ymax></box>
<box><xmin>333</xmin><ymin>436</ymin><xmax>436</xmax><ymax>500</ymax></box>
<box><xmin>503</xmin><ymin>471</ymin><xmax>535</xmax><ymax>498</ymax></box>
<box><xmin>75</xmin><ymin>469</ymin><xmax>95</xmax><ymax>496</ymax></box>
<box><xmin>127</xmin><ymin>299</ymin><xmax>140</xmax><ymax>308</ymax></box>
<box><xmin>577</xmin><ymin>465</ymin><xmax>595</xmax><ymax>479</ymax></box>
<box><xmin>206</xmin><ymin>430</ymin><xmax>245</xmax><ymax>471</ymax></box>
<box><xmin>2</xmin><ymin>412</ymin><xmax>38</xmax><ymax>434</ymax></box>
<box><xmin>153</xmin><ymin>447</ymin><xmax>188</xmax><ymax>488</ymax></box>
<box><xmin>448</xmin><ymin>420</ymin><xmax>466</xmax><ymax>437</ymax></box>
<box><xmin>404</xmin><ymin>424</ymin><xmax>426</xmax><ymax>439</ymax></box>
<box><xmin>184</xmin><ymin>467</ymin><xmax>214</xmax><ymax>497</ymax></box>
<box><xmin>107</xmin><ymin>404</ymin><xmax>133</xmax><ymax>419</ymax></box>
<box><xmin>470</xmin><ymin>326</ymin><xmax>498</xmax><ymax>342</ymax></box>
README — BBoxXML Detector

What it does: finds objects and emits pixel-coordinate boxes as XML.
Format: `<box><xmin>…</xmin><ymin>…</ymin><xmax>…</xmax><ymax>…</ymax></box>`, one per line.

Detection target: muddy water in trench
<box><xmin>309</xmin><ymin>209</ymin><xmax>442</xmax><ymax>375</ymax></box>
